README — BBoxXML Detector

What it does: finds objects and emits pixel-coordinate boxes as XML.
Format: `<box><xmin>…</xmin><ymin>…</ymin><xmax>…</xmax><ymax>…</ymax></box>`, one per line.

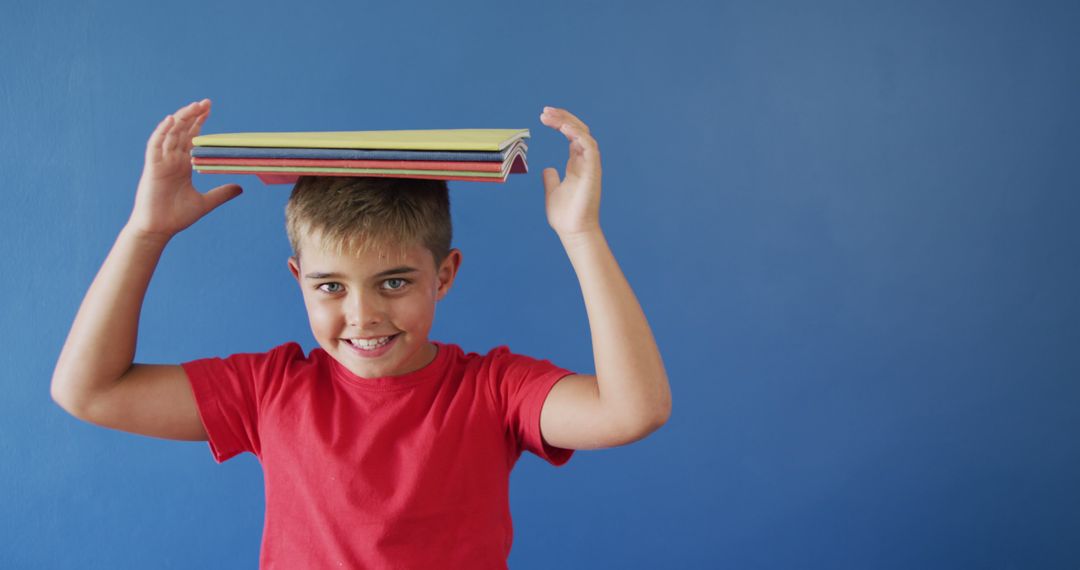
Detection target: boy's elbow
<box><xmin>628</xmin><ymin>410</ymin><xmax>669</xmax><ymax>444</ymax></box>
<box><xmin>51</xmin><ymin>387</ymin><xmax>82</xmax><ymax>419</ymax></box>
<box><xmin>657</xmin><ymin>401</ymin><xmax>672</xmax><ymax>427</ymax></box>
<box><xmin>633</xmin><ymin>396</ymin><xmax>672</xmax><ymax>442</ymax></box>
<box><xmin>50</xmin><ymin>371</ymin><xmax>70</xmax><ymax>407</ymax></box>
<box><xmin>49</xmin><ymin>371</ymin><xmax>100</xmax><ymax>420</ymax></box>
<box><xmin>50</xmin><ymin>378</ymin><xmax>84</xmax><ymax>418</ymax></box>
<box><xmin>653</xmin><ymin>380</ymin><xmax>672</xmax><ymax>426</ymax></box>
<box><xmin>650</xmin><ymin>402</ymin><xmax>671</xmax><ymax>435</ymax></box>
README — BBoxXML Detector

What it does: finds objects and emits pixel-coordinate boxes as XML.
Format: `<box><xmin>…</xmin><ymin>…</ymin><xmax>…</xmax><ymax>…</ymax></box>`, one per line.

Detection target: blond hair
<box><xmin>284</xmin><ymin>176</ymin><xmax>451</xmax><ymax>267</ymax></box>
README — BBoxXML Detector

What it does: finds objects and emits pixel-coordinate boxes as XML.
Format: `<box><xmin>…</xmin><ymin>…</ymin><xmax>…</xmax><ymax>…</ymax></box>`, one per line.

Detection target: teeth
<box><xmin>348</xmin><ymin>336</ymin><xmax>393</xmax><ymax>349</ymax></box>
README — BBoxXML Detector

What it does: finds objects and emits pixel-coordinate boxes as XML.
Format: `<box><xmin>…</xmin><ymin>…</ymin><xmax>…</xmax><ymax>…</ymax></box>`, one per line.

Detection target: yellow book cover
<box><xmin>192</xmin><ymin>129</ymin><xmax>529</xmax><ymax>151</ymax></box>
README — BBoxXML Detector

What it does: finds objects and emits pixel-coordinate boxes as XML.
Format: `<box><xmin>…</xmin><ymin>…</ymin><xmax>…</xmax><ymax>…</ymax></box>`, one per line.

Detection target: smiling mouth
<box><xmin>343</xmin><ymin>334</ymin><xmax>400</xmax><ymax>350</ymax></box>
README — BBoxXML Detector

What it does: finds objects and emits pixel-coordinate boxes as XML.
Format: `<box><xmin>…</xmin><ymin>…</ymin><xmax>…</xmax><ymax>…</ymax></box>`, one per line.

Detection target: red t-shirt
<box><xmin>181</xmin><ymin>340</ymin><xmax>575</xmax><ymax>569</ymax></box>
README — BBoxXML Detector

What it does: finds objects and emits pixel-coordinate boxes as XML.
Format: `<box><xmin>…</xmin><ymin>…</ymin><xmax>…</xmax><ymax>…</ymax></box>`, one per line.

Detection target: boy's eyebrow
<box><xmin>304</xmin><ymin>266</ymin><xmax>420</xmax><ymax>280</ymax></box>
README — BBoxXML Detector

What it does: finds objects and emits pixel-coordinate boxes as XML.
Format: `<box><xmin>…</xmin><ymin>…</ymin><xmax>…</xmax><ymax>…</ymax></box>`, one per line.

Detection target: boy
<box><xmin>51</xmin><ymin>99</ymin><xmax>671</xmax><ymax>568</ymax></box>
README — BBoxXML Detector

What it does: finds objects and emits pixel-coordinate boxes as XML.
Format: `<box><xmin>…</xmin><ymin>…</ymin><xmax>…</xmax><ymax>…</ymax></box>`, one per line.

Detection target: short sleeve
<box><xmin>180</xmin><ymin>342</ymin><xmax>302</xmax><ymax>463</ymax></box>
<box><xmin>487</xmin><ymin>347</ymin><xmax>576</xmax><ymax>467</ymax></box>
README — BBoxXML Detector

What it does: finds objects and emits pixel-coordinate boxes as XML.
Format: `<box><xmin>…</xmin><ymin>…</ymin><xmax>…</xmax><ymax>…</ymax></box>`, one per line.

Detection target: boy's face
<box><xmin>287</xmin><ymin>232</ymin><xmax>461</xmax><ymax>379</ymax></box>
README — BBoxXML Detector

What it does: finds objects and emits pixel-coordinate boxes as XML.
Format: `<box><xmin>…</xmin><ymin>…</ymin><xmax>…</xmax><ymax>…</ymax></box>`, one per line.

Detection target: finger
<box><xmin>190</xmin><ymin>99</ymin><xmax>210</xmax><ymax>121</ymax></box>
<box><xmin>540</xmin><ymin>107</ymin><xmax>576</xmax><ymax>130</ymax></box>
<box><xmin>543</xmin><ymin>107</ymin><xmax>590</xmax><ymax>134</ymax></box>
<box><xmin>540</xmin><ymin>109</ymin><xmax>600</xmax><ymax>177</ymax></box>
<box><xmin>172</xmin><ymin>99</ymin><xmax>198</xmax><ymax>114</ymax></box>
<box><xmin>560</xmin><ymin>127</ymin><xmax>602</xmax><ymax>182</ymax></box>
<box><xmin>161</xmin><ymin>114</ymin><xmax>181</xmax><ymax>154</ymax></box>
<box><xmin>167</xmin><ymin>101</ymin><xmax>202</xmax><ymax>148</ymax></box>
<box><xmin>539</xmin><ymin>108</ymin><xmax>560</xmax><ymax>129</ymax></box>
<box><xmin>170</xmin><ymin>102</ymin><xmax>198</xmax><ymax>135</ymax></box>
<box><xmin>186</xmin><ymin>104</ymin><xmax>211</xmax><ymax>151</ymax></box>
<box><xmin>558</xmin><ymin>123</ymin><xmax>599</xmax><ymax>160</ymax></box>
<box><xmin>542</xmin><ymin>109</ymin><xmax>594</xmax><ymax>149</ymax></box>
<box><xmin>175</xmin><ymin>100</ymin><xmax>202</xmax><ymax>120</ymax></box>
<box><xmin>188</xmin><ymin>101</ymin><xmax>211</xmax><ymax>138</ymax></box>
<box><xmin>173</xmin><ymin>101</ymin><xmax>203</xmax><ymax>133</ymax></box>
<box><xmin>163</xmin><ymin>107</ymin><xmax>189</xmax><ymax>152</ymax></box>
<box><xmin>202</xmin><ymin>183</ymin><xmax>244</xmax><ymax>213</ymax></box>
<box><xmin>542</xmin><ymin>167</ymin><xmax>561</xmax><ymax>195</ymax></box>
<box><xmin>146</xmin><ymin>114</ymin><xmax>173</xmax><ymax>161</ymax></box>
<box><xmin>561</xmin><ymin>111</ymin><xmax>591</xmax><ymax>135</ymax></box>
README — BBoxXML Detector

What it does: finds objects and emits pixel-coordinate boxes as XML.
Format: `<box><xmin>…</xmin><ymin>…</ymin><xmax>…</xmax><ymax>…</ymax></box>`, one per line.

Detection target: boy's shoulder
<box><xmin>446</xmin><ymin>341</ymin><xmax>557</xmax><ymax>366</ymax></box>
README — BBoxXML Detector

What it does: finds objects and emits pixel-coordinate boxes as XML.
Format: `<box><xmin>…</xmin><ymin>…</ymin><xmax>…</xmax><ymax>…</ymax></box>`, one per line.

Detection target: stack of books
<box><xmin>190</xmin><ymin>129</ymin><xmax>529</xmax><ymax>185</ymax></box>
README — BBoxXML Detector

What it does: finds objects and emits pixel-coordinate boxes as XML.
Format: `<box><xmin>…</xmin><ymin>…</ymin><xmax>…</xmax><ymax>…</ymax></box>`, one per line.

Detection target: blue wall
<box><xmin>3</xmin><ymin>1</ymin><xmax>1079</xmax><ymax>568</ymax></box>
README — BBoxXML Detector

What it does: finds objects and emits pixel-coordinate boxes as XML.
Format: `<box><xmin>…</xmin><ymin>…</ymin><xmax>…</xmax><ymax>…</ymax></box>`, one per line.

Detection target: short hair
<box><xmin>284</xmin><ymin>176</ymin><xmax>452</xmax><ymax>268</ymax></box>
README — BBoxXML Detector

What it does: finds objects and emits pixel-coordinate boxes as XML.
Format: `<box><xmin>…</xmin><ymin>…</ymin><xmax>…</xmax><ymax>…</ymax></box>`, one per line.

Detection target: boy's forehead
<box><xmin>298</xmin><ymin>232</ymin><xmax>430</xmax><ymax>269</ymax></box>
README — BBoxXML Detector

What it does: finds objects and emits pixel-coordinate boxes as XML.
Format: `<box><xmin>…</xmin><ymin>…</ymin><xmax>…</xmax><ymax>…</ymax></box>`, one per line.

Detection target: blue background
<box><xmin>3</xmin><ymin>0</ymin><xmax>1079</xmax><ymax>568</ymax></box>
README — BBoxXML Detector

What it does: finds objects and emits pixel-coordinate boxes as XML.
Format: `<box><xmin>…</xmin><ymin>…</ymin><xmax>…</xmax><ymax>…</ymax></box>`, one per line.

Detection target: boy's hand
<box><xmin>540</xmin><ymin>106</ymin><xmax>602</xmax><ymax>239</ymax></box>
<box><xmin>127</xmin><ymin>99</ymin><xmax>243</xmax><ymax>240</ymax></box>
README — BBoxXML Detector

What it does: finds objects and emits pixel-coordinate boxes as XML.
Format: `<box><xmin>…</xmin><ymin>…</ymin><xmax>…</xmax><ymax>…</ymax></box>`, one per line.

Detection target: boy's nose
<box><xmin>346</xmin><ymin>291</ymin><xmax>385</xmax><ymax>327</ymax></box>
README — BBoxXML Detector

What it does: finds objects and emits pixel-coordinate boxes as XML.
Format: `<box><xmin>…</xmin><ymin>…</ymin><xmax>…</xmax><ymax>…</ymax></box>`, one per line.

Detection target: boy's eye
<box><xmin>317</xmin><ymin>282</ymin><xmax>343</xmax><ymax>294</ymax></box>
<box><xmin>317</xmin><ymin>279</ymin><xmax>408</xmax><ymax>294</ymax></box>
<box><xmin>383</xmin><ymin>278</ymin><xmax>409</xmax><ymax>291</ymax></box>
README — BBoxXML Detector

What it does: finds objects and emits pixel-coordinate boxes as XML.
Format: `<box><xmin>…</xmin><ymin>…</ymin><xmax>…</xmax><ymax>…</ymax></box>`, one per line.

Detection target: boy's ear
<box><xmin>287</xmin><ymin>256</ymin><xmax>301</xmax><ymax>283</ymax></box>
<box><xmin>436</xmin><ymin>248</ymin><xmax>463</xmax><ymax>301</ymax></box>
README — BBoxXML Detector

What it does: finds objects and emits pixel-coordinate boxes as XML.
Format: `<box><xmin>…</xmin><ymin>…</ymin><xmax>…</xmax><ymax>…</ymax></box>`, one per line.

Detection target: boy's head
<box><xmin>285</xmin><ymin>176</ymin><xmax>462</xmax><ymax>380</ymax></box>
<box><xmin>285</xmin><ymin>175</ymin><xmax>453</xmax><ymax>268</ymax></box>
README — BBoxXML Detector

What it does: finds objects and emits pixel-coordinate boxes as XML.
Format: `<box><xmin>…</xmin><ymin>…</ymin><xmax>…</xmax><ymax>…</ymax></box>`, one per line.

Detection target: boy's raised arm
<box><xmin>536</xmin><ymin>107</ymin><xmax>672</xmax><ymax>451</ymax></box>
<box><xmin>51</xmin><ymin>99</ymin><xmax>242</xmax><ymax>440</ymax></box>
